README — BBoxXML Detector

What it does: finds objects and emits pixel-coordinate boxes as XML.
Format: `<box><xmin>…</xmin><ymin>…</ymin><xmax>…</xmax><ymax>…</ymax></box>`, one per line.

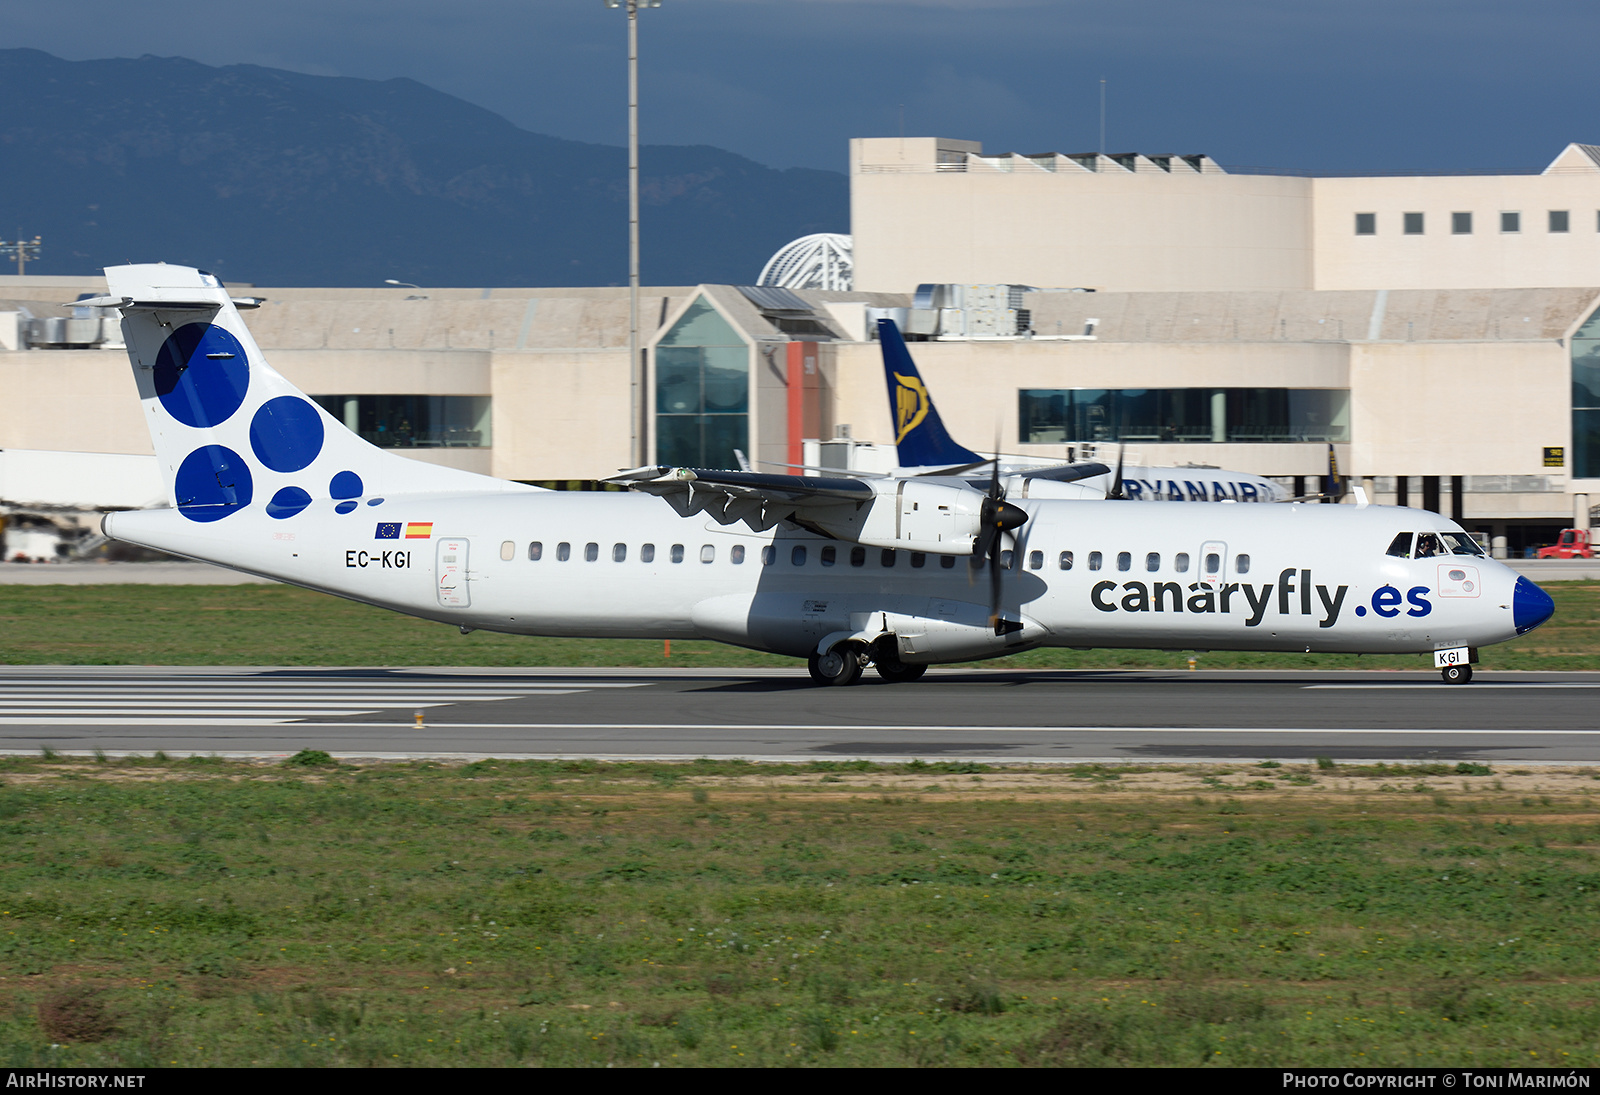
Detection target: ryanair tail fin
<box><xmin>95</xmin><ymin>263</ymin><xmax>524</xmax><ymax>525</ymax></box>
<box><xmin>878</xmin><ymin>318</ymin><xmax>981</xmax><ymax>469</ymax></box>
<box><xmin>1325</xmin><ymin>443</ymin><xmax>1348</xmax><ymax>502</ymax></box>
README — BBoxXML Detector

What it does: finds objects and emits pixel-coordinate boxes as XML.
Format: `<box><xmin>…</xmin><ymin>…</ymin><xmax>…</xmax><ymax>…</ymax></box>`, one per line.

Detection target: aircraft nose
<box><xmin>1513</xmin><ymin>576</ymin><xmax>1555</xmax><ymax>636</ymax></box>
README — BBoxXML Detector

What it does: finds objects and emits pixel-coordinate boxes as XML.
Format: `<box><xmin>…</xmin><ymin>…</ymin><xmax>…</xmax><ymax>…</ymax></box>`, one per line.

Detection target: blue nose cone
<box><xmin>1513</xmin><ymin>576</ymin><xmax>1555</xmax><ymax>635</ymax></box>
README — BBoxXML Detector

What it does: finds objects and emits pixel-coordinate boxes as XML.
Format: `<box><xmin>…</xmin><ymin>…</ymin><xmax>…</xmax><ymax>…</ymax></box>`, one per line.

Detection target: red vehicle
<box><xmin>1536</xmin><ymin>528</ymin><xmax>1594</xmax><ymax>559</ymax></box>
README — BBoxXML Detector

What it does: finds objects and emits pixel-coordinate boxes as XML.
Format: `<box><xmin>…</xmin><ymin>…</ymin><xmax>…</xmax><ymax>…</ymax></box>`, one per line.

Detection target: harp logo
<box><xmin>893</xmin><ymin>372</ymin><xmax>931</xmax><ymax>444</ymax></box>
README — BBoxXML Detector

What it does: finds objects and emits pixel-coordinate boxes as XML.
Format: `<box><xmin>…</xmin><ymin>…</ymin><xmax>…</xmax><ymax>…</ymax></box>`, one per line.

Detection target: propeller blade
<box><xmin>1107</xmin><ymin>442</ymin><xmax>1127</xmax><ymax>500</ymax></box>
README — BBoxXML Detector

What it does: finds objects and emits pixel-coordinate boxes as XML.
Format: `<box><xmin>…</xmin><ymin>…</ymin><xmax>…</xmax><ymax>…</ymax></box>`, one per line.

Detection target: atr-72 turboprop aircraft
<box><xmin>94</xmin><ymin>264</ymin><xmax>1553</xmax><ymax>686</ymax></box>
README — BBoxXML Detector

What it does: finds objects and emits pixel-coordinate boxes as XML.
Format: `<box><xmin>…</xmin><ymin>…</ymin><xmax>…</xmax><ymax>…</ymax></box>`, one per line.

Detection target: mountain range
<box><xmin>0</xmin><ymin>49</ymin><xmax>847</xmax><ymax>287</ymax></box>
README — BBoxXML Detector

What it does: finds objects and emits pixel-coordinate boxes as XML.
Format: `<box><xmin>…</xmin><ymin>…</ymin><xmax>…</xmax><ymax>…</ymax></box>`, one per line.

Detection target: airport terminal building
<box><xmin>4</xmin><ymin>136</ymin><xmax>1600</xmax><ymax>558</ymax></box>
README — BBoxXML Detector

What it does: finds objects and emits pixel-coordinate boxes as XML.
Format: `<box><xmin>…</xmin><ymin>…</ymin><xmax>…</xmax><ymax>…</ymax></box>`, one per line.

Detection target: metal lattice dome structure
<box><xmin>756</xmin><ymin>233</ymin><xmax>853</xmax><ymax>291</ymax></box>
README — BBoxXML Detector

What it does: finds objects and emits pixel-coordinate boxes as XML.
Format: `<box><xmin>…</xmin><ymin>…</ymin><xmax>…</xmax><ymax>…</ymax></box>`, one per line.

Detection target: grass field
<box><xmin>0</xmin><ymin>755</ymin><xmax>1595</xmax><ymax>1067</ymax></box>
<box><xmin>1</xmin><ymin>580</ymin><xmax>1598</xmax><ymax>670</ymax></box>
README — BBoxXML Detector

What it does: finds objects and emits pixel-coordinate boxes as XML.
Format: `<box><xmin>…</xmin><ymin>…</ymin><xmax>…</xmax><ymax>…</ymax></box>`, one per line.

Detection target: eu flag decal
<box><xmin>375</xmin><ymin>522</ymin><xmax>401</xmax><ymax>540</ymax></box>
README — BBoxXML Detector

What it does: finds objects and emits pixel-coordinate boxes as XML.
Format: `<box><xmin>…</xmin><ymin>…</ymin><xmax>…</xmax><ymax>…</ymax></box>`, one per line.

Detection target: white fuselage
<box><xmin>105</xmin><ymin>491</ymin><xmax>1529</xmax><ymax>665</ymax></box>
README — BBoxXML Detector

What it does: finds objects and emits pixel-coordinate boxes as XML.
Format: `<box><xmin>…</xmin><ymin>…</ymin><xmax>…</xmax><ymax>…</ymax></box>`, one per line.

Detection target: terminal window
<box><xmin>1571</xmin><ymin>305</ymin><xmax>1600</xmax><ymax>478</ymax></box>
<box><xmin>1502</xmin><ymin>211</ymin><xmax>1521</xmax><ymax>233</ymax></box>
<box><xmin>1403</xmin><ymin>212</ymin><xmax>1425</xmax><ymax>235</ymax></box>
<box><xmin>1354</xmin><ymin>213</ymin><xmax>1376</xmax><ymax>235</ymax></box>
<box><xmin>310</xmin><ymin>395</ymin><xmax>491</xmax><ymax>448</ymax></box>
<box><xmin>654</xmin><ymin>298</ymin><xmax>750</xmax><ymax>470</ymax></box>
<box><xmin>1451</xmin><ymin>212</ymin><xmax>1472</xmax><ymax>235</ymax></box>
<box><xmin>1550</xmin><ymin>210</ymin><xmax>1571</xmax><ymax>233</ymax></box>
<box><xmin>1018</xmin><ymin>388</ymin><xmax>1350</xmax><ymax>445</ymax></box>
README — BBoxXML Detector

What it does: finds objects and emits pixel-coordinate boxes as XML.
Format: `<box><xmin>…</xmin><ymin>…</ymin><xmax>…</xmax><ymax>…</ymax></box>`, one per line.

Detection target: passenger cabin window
<box><xmin>731</xmin><ymin>545</ymin><xmax>745</xmax><ymax>564</ymax></box>
<box><xmin>641</xmin><ymin>543</ymin><xmax>655</xmax><ymax>563</ymax></box>
<box><xmin>1088</xmin><ymin>551</ymin><xmax>1102</xmax><ymax>571</ymax></box>
<box><xmin>1235</xmin><ymin>553</ymin><xmax>1251</xmax><ymax>574</ymax></box>
<box><xmin>700</xmin><ymin>545</ymin><xmax>715</xmax><ymax>563</ymax></box>
<box><xmin>670</xmin><ymin>544</ymin><xmax>684</xmax><ymax>563</ymax></box>
<box><xmin>612</xmin><ymin>543</ymin><xmax>627</xmax><ymax>562</ymax></box>
<box><xmin>528</xmin><ymin>541</ymin><xmax>543</xmax><ymax>561</ymax></box>
<box><xmin>1204</xmin><ymin>552</ymin><xmax>1221</xmax><ymax>575</ymax></box>
<box><xmin>556</xmin><ymin>542</ymin><xmax>571</xmax><ymax>562</ymax></box>
<box><xmin>1000</xmin><ymin>549</ymin><xmax>1015</xmax><ymax>570</ymax></box>
<box><xmin>1145</xmin><ymin>552</ymin><xmax>1160</xmax><ymax>572</ymax></box>
<box><xmin>762</xmin><ymin>545</ymin><xmax>775</xmax><ymax>565</ymax></box>
<box><xmin>500</xmin><ymin>541</ymin><xmax>515</xmax><ymax>561</ymax></box>
<box><xmin>881</xmin><ymin>549</ymin><xmax>897</xmax><ymax>567</ymax></box>
<box><xmin>1059</xmin><ymin>551</ymin><xmax>1074</xmax><ymax>570</ymax></box>
<box><xmin>1174</xmin><ymin>552</ymin><xmax>1190</xmax><ymax>573</ymax></box>
<box><xmin>791</xmin><ymin>545</ymin><xmax>806</xmax><ymax>566</ymax></box>
<box><xmin>820</xmin><ymin>546</ymin><xmax>836</xmax><ymax>566</ymax></box>
<box><xmin>850</xmin><ymin>546</ymin><xmax>866</xmax><ymax>567</ymax></box>
<box><xmin>1116</xmin><ymin>551</ymin><xmax>1132</xmax><ymax>572</ymax></box>
<box><xmin>1028</xmin><ymin>550</ymin><xmax>1043</xmax><ymax>570</ymax></box>
<box><xmin>941</xmin><ymin>555</ymin><xmax>956</xmax><ymax>569</ymax></box>
<box><xmin>912</xmin><ymin>552</ymin><xmax>927</xmax><ymax>568</ymax></box>
<box><xmin>584</xmin><ymin>542</ymin><xmax>599</xmax><ymax>562</ymax></box>
<box><xmin>1386</xmin><ymin>532</ymin><xmax>1413</xmax><ymax>558</ymax></box>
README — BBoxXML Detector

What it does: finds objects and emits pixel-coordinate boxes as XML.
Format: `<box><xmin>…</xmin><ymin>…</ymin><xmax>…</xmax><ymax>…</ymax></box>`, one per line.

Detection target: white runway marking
<box><xmin>0</xmin><ymin>675</ymin><xmax>638</xmax><ymax>724</ymax></box>
<box><xmin>0</xmin><ymin>721</ymin><xmax>1580</xmax><ymax>735</ymax></box>
<box><xmin>1304</xmin><ymin>683</ymin><xmax>1600</xmax><ymax>690</ymax></box>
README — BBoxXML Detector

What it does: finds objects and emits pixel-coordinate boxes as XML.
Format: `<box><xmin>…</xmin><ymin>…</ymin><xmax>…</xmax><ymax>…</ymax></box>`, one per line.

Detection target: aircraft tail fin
<box><xmin>878</xmin><ymin>318</ymin><xmax>982</xmax><ymax>468</ymax></box>
<box><xmin>1325</xmin><ymin>443</ymin><xmax>1348</xmax><ymax>501</ymax></box>
<box><xmin>98</xmin><ymin>263</ymin><xmax>523</xmax><ymax>525</ymax></box>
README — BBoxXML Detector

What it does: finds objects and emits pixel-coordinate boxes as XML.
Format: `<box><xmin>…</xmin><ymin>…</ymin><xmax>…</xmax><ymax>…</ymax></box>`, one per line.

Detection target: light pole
<box><xmin>0</xmin><ymin>235</ymin><xmax>42</xmax><ymax>277</ymax></box>
<box><xmin>606</xmin><ymin>0</ymin><xmax>659</xmax><ymax>468</ymax></box>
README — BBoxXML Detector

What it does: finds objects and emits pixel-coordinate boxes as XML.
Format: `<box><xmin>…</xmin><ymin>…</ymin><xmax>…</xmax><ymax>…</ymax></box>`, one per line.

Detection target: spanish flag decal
<box><xmin>404</xmin><ymin>522</ymin><xmax>434</xmax><ymax>539</ymax></box>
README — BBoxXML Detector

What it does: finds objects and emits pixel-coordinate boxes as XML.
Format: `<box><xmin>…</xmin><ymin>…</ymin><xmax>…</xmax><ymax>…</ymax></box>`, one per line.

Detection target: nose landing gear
<box><xmin>1441</xmin><ymin>663</ymin><xmax>1473</xmax><ymax>685</ymax></box>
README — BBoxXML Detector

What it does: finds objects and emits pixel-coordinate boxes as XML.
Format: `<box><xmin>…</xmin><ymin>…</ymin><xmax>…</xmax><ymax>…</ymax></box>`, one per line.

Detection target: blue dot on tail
<box><xmin>366</xmin><ymin>497</ymin><xmax>385</xmax><ymax>507</ymax></box>
<box><xmin>249</xmin><ymin>396</ymin><xmax>324</xmax><ymax>473</ymax></box>
<box><xmin>330</xmin><ymin>471</ymin><xmax>363</xmax><ymax>499</ymax></box>
<box><xmin>334</xmin><ymin>500</ymin><xmax>358</xmax><ymax>514</ymax></box>
<box><xmin>266</xmin><ymin>486</ymin><xmax>312</xmax><ymax>520</ymax></box>
<box><xmin>154</xmin><ymin>323</ymin><xmax>250</xmax><ymax>428</ymax></box>
<box><xmin>174</xmin><ymin>445</ymin><xmax>253</xmax><ymax>522</ymax></box>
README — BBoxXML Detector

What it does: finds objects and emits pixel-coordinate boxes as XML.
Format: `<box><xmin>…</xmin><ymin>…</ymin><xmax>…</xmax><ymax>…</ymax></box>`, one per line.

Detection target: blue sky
<box><xmin>5</xmin><ymin>0</ymin><xmax>1596</xmax><ymax>174</ymax></box>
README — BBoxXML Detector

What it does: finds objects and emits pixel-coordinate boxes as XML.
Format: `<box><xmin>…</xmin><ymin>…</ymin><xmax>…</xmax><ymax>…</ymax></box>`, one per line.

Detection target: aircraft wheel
<box><xmin>875</xmin><ymin>661</ymin><xmax>928</xmax><ymax>683</ymax></box>
<box><xmin>1441</xmin><ymin>663</ymin><xmax>1473</xmax><ymax>685</ymax></box>
<box><xmin>809</xmin><ymin>645</ymin><xmax>864</xmax><ymax>686</ymax></box>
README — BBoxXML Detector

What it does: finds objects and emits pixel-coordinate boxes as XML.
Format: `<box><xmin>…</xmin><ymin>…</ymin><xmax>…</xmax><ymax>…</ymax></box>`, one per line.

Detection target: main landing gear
<box><xmin>808</xmin><ymin>643</ymin><xmax>864</xmax><ymax>686</ymax></box>
<box><xmin>807</xmin><ymin>640</ymin><xmax>928</xmax><ymax>686</ymax></box>
<box><xmin>1441</xmin><ymin>663</ymin><xmax>1473</xmax><ymax>685</ymax></box>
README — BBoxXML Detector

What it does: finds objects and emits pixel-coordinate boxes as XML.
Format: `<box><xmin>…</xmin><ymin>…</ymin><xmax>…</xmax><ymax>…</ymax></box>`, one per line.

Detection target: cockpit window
<box><xmin>1414</xmin><ymin>533</ymin><xmax>1445</xmax><ymax>559</ymax></box>
<box><xmin>1387</xmin><ymin>531</ymin><xmax>1483</xmax><ymax>559</ymax></box>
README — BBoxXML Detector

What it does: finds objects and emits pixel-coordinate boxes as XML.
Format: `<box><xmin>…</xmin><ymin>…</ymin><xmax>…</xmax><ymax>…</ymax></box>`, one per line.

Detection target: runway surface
<box><xmin>2</xmin><ymin>665</ymin><xmax>1599</xmax><ymax>765</ymax></box>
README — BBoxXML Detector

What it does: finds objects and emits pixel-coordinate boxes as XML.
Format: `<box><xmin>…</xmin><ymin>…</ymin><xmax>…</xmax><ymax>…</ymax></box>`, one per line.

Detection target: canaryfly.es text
<box><xmin>1091</xmin><ymin>567</ymin><xmax>1352</xmax><ymax>628</ymax></box>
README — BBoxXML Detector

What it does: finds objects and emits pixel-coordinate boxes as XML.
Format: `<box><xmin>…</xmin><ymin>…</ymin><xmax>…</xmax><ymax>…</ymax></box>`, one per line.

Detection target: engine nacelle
<box><xmin>805</xmin><ymin>479</ymin><xmax>985</xmax><ymax>554</ymax></box>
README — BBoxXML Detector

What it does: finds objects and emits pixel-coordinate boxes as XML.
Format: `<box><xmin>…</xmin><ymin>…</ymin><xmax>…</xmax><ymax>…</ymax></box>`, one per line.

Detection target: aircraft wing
<box><xmin>1014</xmin><ymin>461</ymin><xmax>1112</xmax><ymax>483</ymax></box>
<box><xmin>609</xmin><ymin>466</ymin><xmax>992</xmax><ymax>554</ymax></box>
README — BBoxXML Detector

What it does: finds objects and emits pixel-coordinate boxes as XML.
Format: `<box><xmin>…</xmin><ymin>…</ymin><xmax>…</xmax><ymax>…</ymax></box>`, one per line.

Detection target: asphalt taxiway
<box><xmin>2</xmin><ymin>665</ymin><xmax>1597</xmax><ymax>765</ymax></box>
